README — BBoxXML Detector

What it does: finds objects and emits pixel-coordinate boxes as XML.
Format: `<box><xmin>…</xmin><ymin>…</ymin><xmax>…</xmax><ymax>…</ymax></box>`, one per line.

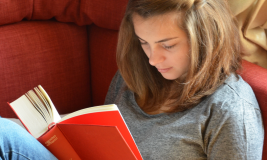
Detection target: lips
<box><xmin>157</xmin><ymin>67</ymin><xmax>172</xmax><ymax>73</ymax></box>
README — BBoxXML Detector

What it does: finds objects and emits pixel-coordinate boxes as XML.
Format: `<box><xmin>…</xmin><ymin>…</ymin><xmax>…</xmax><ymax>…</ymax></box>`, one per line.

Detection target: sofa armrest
<box><xmin>240</xmin><ymin>59</ymin><xmax>267</xmax><ymax>159</ymax></box>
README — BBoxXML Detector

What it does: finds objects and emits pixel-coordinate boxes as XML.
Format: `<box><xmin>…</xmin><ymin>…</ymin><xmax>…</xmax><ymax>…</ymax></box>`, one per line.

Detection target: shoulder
<box><xmin>104</xmin><ymin>71</ymin><xmax>129</xmax><ymax>104</ymax></box>
<box><xmin>200</xmin><ymin>75</ymin><xmax>264</xmax><ymax>159</ymax></box>
<box><xmin>223</xmin><ymin>74</ymin><xmax>258</xmax><ymax>107</ymax></box>
<box><xmin>110</xmin><ymin>71</ymin><xmax>125</xmax><ymax>85</ymax></box>
<box><xmin>108</xmin><ymin>71</ymin><xmax>127</xmax><ymax>91</ymax></box>
<box><xmin>196</xmin><ymin>74</ymin><xmax>262</xmax><ymax>128</ymax></box>
<box><xmin>206</xmin><ymin>74</ymin><xmax>260</xmax><ymax>113</ymax></box>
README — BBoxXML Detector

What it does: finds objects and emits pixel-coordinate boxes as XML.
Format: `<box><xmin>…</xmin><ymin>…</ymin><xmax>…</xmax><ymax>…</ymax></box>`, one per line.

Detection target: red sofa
<box><xmin>0</xmin><ymin>0</ymin><xmax>128</xmax><ymax>117</ymax></box>
<box><xmin>0</xmin><ymin>0</ymin><xmax>266</xmax><ymax>159</ymax></box>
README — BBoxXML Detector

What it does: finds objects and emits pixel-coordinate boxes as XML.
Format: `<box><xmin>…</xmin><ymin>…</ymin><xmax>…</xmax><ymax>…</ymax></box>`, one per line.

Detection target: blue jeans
<box><xmin>0</xmin><ymin>118</ymin><xmax>57</xmax><ymax>160</ymax></box>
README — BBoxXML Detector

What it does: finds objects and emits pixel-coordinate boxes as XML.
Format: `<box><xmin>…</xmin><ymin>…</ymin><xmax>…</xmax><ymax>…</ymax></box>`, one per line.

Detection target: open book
<box><xmin>8</xmin><ymin>85</ymin><xmax>142</xmax><ymax>160</ymax></box>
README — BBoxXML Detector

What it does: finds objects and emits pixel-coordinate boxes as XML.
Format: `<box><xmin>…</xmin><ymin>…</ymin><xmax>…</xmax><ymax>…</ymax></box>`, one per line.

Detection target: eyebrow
<box><xmin>136</xmin><ymin>35</ymin><xmax>178</xmax><ymax>43</ymax></box>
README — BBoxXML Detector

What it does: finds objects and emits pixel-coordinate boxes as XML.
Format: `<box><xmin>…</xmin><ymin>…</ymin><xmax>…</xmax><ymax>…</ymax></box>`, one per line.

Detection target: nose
<box><xmin>148</xmin><ymin>47</ymin><xmax>165</xmax><ymax>66</ymax></box>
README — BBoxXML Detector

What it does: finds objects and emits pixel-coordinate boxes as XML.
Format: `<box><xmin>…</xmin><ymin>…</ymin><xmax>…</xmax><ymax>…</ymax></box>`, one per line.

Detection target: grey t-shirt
<box><xmin>104</xmin><ymin>71</ymin><xmax>264</xmax><ymax>160</ymax></box>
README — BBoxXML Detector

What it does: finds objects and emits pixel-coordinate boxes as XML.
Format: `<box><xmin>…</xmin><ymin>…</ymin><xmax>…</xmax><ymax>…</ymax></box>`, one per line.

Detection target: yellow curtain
<box><xmin>228</xmin><ymin>0</ymin><xmax>267</xmax><ymax>68</ymax></box>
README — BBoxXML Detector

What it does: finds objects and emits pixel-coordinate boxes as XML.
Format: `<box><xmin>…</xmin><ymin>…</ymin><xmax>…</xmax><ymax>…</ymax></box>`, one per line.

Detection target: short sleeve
<box><xmin>204</xmin><ymin>100</ymin><xmax>264</xmax><ymax>160</ymax></box>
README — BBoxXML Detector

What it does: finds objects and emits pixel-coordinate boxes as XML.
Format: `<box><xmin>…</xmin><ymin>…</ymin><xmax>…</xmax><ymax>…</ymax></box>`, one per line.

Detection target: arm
<box><xmin>205</xmin><ymin>100</ymin><xmax>264</xmax><ymax>159</ymax></box>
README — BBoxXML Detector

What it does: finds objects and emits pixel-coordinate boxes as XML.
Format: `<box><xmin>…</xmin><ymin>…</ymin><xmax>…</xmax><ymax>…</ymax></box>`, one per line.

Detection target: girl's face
<box><xmin>133</xmin><ymin>13</ymin><xmax>190</xmax><ymax>80</ymax></box>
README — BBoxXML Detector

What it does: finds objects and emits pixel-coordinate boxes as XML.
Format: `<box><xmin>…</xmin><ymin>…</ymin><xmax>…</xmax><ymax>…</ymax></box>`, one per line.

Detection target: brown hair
<box><xmin>116</xmin><ymin>0</ymin><xmax>242</xmax><ymax>113</ymax></box>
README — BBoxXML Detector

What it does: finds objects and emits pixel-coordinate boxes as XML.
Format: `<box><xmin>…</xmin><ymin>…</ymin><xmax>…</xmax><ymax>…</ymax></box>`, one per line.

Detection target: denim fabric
<box><xmin>0</xmin><ymin>118</ymin><xmax>57</xmax><ymax>160</ymax></box>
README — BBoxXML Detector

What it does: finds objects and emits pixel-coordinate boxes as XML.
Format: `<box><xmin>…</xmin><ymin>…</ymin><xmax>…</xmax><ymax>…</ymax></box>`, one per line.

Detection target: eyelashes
<box><xmin>163</xmin><ymin>44</ymin><xmax>176</xmax><ymax>49</ymax></box>
<box><xmin>140</xmin><ymin>41</ymin><xmax>147</xmax><ymax>45</ymax></box>
<box><xmin>139</xmin><ymin>41</ymin><xmax>176</xmax><ymax>50</ymax></box>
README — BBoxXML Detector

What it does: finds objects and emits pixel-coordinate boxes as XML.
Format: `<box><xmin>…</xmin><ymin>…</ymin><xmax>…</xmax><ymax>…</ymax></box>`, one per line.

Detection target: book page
<box><xmin>59</xmin><ymin>104</ymin><xmax>118</xmax><ymax>122</ymax></box>
<box><xmin>34</xmin><ymin>87</ymin><xmax>52</xmax><ymax>120</ymax></box>
<box><xmin>25</xmin><ymin>93</ymin><xmax>47</xmax><ymax>122</ymax></box>
<box><xmin>38</xmin><ymin>85</ymin><xmax>61</xmax><ymax>123</ymax></box>
<box><xmin>26</xmin><ymin>90</ymin><xmax>51</xmax><ymax>123</ymax></box>
<box><xmin>10</xmin><ymin>95</ymin><xmax>48</xmax><ymax>138</ymax></box>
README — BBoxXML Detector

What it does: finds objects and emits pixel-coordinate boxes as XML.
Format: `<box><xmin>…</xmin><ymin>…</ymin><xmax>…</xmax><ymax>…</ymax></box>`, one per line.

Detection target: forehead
<box><xmin>133</xmin><ymin>12</ymin><xmax>181</xmax><ymax>27</ymax></box>
<box><xmin>132</xmin><ymin>12</ymin><xmax>186</xmax><ymax>40</ymax></box>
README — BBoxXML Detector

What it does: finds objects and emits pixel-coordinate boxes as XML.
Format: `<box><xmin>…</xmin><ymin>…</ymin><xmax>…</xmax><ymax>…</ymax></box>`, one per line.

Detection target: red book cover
<box><xmin>8</xmin><ymin>103</ymin><xmax>143</xmax><ymax>160</ymax></box>
<box><xmin>38</xmin><ymin>125</ymin><xmax>81</xmax><ymax>160</ymax></box>
<box><xmin>8</xmin><ymin>85</ymin><xmax>143</xmax><ymax>160</ymax></box>
<box><xmin>57</xmin><ymin>124</ymin><xmax>137</xmax><ymax>160</ymax></box>
<box><xmin>60</xmin><ymin>111</ymin><xmax>142</xmax><ymax>160</ymax></box>
<box><xmin>36</xmin><ymin>111</ymin><xmax>143</xmax><ymax>160</ymax></box>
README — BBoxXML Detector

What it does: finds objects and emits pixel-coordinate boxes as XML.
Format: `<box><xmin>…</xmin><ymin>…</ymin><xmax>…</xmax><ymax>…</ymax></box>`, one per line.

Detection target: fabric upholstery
<box><xmin>0</xmin><ymin>0</ymin><xmax>128</xmax><ymax>118</ymax></box>
<box><xmin>240</xmin><ymin>60</ymin><xmax>267</xmax><ymax>159</ymax></box>
<box><xmin>228</xmin><ymin>0</ymin><xmax>267</xmax><ymax>69</ymax></box>
<box><xmin>0</xmin><ymin>21</ymin><xmax>91</xmax><ymax>117</ymax></box>
<box><xmin>0</xmin><ymin>0</ymin><xmax>127</xmax><ymax>30</ymax></box>
<box><xmin>89</xmin><ymin>25</ymin><xmax>118</xmax><ymax>106</ymax></box>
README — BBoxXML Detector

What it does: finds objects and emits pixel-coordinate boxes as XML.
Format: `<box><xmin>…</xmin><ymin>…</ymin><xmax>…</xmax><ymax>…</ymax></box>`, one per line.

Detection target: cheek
<box><xmin>170</xmin><ymin>48</ymin><xmax>190</xmax><ymax>67</ymax></box>
<box><xmin>141</xmin><ymin>45</ymin><xmax>150</xmax><ymax>57</ymax></box>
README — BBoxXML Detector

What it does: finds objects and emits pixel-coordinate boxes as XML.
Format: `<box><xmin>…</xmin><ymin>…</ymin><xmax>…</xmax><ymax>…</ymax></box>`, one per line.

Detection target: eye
<box><xmin>163</xmin><ymin>44</ymin><xmax>176</xmax><ymax>50</ymax></box>
<box><xmin>139</xmin><ymin>40</ymin><xmax>147</xmax><ymax>45</ymax></box>
<box><xmin>140</xmin><ymin>42</ymin><xmax>147</xmax><ymax>45</ymax></box>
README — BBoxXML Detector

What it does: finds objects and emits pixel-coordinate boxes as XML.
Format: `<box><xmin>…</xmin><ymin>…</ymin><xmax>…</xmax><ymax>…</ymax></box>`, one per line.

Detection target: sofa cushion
<box><xmin>89</xmin><ymin>25</ymin><xmax>118</xmax><ymax>105</ymax></box>
<box><xmin>0</xmin><ymin>21</ymin><xmax>91</xmax><ymax>118</ymax></box>
<box><xmin>0</xmin><ymin>0</ymin><xmax>128</xmax><ymax>30</ymax></box>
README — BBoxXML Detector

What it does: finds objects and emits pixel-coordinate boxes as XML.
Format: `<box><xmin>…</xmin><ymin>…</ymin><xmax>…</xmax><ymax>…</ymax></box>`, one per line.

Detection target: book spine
<box><xmin>37</xmin><ymin>124</ymin><xmax>81</xmax><ymax>160</ymax></box>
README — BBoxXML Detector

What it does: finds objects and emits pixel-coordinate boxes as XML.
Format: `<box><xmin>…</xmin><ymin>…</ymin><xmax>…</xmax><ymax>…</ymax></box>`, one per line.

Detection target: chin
<box><xmin>161</xmin><ymin>72</ymin><xmax>186</xmax><ymax>81</ymax></box>
<box><xmin>161</xmin><ymin>74</ymin><xmax>179</xmax><ymax>80</ymax></box>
